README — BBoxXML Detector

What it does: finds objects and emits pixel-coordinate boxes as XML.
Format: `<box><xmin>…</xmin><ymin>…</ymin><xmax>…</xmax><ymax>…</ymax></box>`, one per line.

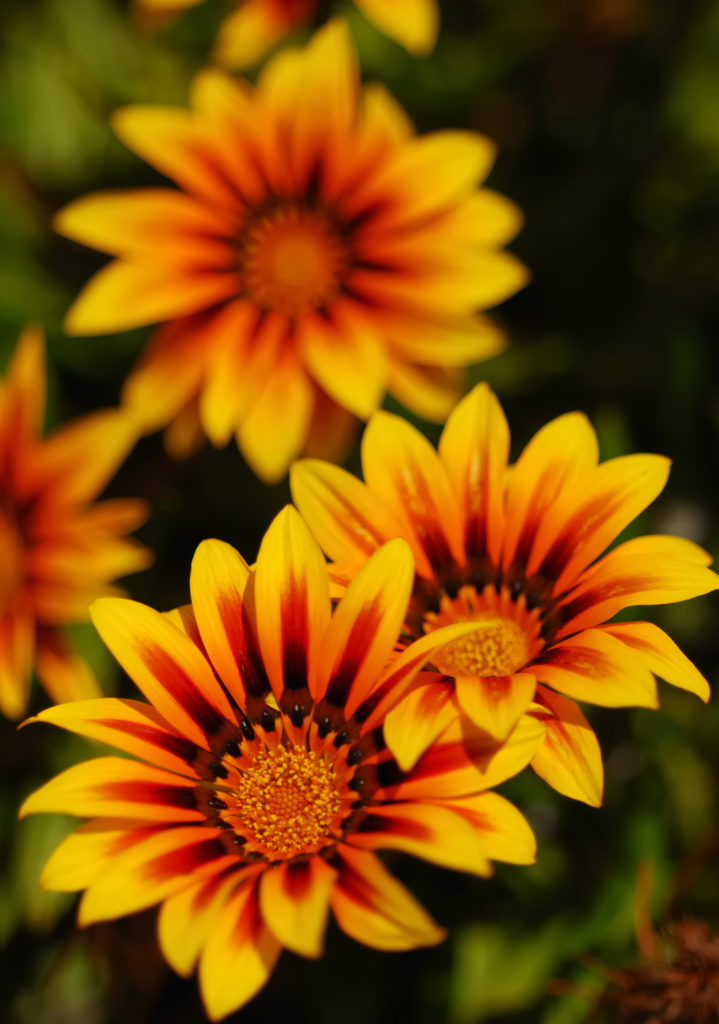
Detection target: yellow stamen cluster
<box><xmin>432</xmin><ymin>614</ymin><xmax>530</xmax><ymax>677</ymax></box>
<box><xmin>229</xmin><ymin>744</ymin><xmax>342</xmax><ymax>858</ymax></box>
<box><xmin>242</xmin><ymin>205</ymin><xmax>348</xmax><ymax>316</ymax></box>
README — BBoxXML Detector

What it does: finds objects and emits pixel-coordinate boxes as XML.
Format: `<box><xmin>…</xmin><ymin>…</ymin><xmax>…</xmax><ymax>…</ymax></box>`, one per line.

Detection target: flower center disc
<box><xmin>242</xmin><ymin>206</ymin><xmax>348</xmax><ymax>316</ymax></box>
<box><xmin>227</xmin><ymin>745</ymin><xmax>341</xmax><ymax>858</ymax></box>
<box><xmin>432</xmin><ymin>616</ymin><xmax>529</xmax><ymax>677</ymax></box>
<box><xmin>0</xmin><ymin>507</ymin><xmax>24</xmax><ymax>614</ymax></box>
<box><xmin>424</xmin><ymin>585</ymin><xmax>537</xmax><ymax>678</ymax></box>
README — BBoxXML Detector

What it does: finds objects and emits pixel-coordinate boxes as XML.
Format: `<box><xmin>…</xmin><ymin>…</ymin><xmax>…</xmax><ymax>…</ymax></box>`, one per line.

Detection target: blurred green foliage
<box><xmin>1</xmin><ymin>0</ymin><xmax>718</xmax><ymax>1022</ymax></box>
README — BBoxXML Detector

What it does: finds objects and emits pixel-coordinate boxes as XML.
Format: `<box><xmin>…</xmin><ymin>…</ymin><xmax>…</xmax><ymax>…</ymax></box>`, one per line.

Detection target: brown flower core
<box><xmin>424</xmin><ymin>584</ymin><xmax>541</xmax><ymax>677</ymax></box>
<box><xmin>242</xmin><ymin>206</ymin><xmax>349</xmax><ymax>316</ymax></box>
<box><xmin>225</xmin><ymin>745</ymin><xmax>342</xmax><ymax>858</ymax></box>
<box><xmin>0</xmin><ymin>507</ymin><xmax>24</xmax><ymax>615</ymax></box>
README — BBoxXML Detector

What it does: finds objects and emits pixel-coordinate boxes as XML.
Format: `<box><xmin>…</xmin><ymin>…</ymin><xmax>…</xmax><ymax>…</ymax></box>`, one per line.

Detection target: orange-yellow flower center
<box><xmin>242</xmin><ymin>206</ymin><xmax>349</xmax><ymax>317</ymax></box>
<box><xmin>424</xmin><ymin>584</ymin><xmax>540</xmax><ymax>678</ymax></box>
<box><xmin>0</xmin><ymin>506</ymin><xmax>24</xmax><ymax>614</ymax></box>
<box><xmin>227</xmin><ymin>744</ymin><xmax>341</xmax><ymax>858</ymax></box>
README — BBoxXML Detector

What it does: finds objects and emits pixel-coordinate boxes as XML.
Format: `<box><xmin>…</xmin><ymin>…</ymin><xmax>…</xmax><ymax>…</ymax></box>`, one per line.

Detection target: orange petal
<box><xmin>78</xmin><ymin>825</ymin><xmax>236</xmax><ymax>925</ymax></box>
<box><xmin>297</xmin><ymin>312</ymin><xmax>387</xmax><ymax>420</ymax></box>
<box><xmin>601</xmin><ymin>621</ymin><xmax>710</xmax><ymax>703</ymax></box>
<box><xmin>5</xmin><ymin>325</ymin><xmax>45</xmax><ymax>441</ymax></box>
<box><xmin>354</xmin><ymin>0</ymin><xmax>438</xmax><ymax>54</ymax></box>
<box><xmin>556</xmin><ymin>538</ymin><xmax>719</xmax><ymax>636</ymax></box>
<box><xmin>529</xmin><ymin>684</ymin><xmax>604</xmax><ymax>807</ymax></box>
<box><xmin>438</xmin><ymin>382</ymin><xmax>509</xmax><ymax>568</ymax></box>
<box><xmin>382</xmin><ymin>713</ymin><xmax>545</xmax><ymax>801</ymax></box>
<box><xmin>525</xmin><ymin>454</ymin><xmax>671</xmax><ymax>594</ymax></box>
<box><xmin>454</xmin><ymin>671</ymin><xmax>537</xmax><ymax>741</ymax></box>
<box><xmin>383</xmin><ymin>677</ymin><xmax>456</xmax><ymax>771</ymax></box>
<box><xmin>0</xmin><ymin>612</ymin><xmax>35</xmax><ymax>720</ymax></box>
<box><xmin>158</xmin><ymin>869</ymin><xmax>248</xmax><ymax>978</ymax></box>
<box><xmin>330</xmin><ymin>845</ymin><xmax>445</xmax><ymax>951</ymax></box>
<box><xmin>190</xmin><ymin>539</ymin><xmax>252</xmax><ymax>704</ymax></box>
<box><xmin>40</xmin><ymin>819</ymin><xmax>161</xmax><ymax>892</ymax></box>
<box><xmin>198</xmin><ymin>879</ymin><xmax>281</xmax><ymax>1022</ymax></box>
<box><xmin>237</xmin><ymin>348</ymin><xmax>315</xmax><ymax>483</ymax></box>
<box><xmin>19</xmin><ymin>756</ymin><xmax>204</xmax><ymax>822</ymax></box>
<box><xmin>122</xmin><ymin>315</ymin><xmax>208</xmax><ymax>434</ymax></box>
<box><xmin>64</xmin><ymin>260</ymin><xmax>238</xmax><ymax>336</ymax></box>
<box><xmin>290</xmin><ymin>458</ymin><xmax>403</xmax><ymax>570</ymax></box>
<box><xmin>536</xmin><ymin>629</ymin><xmax>659</xmax><ymax>708</ymax></box>
<box><xmin>90</xmin><ymin>597</ymin><xmax>237</xmax><ymax>747</ymax></box>
<box><xmin>24</xmin><ymin>698</ymin><xmax>205</xmax><ymax>778</ymax></box>
<box><xmin>503</xmin><ymin>411</ymin><xmax>599</xmax><ymax>570</ymax></box>
<box><xmin>386</xmin><ymin>360</ymin><xmax>460</xmax><ymax>422</ymax></box>
<box><xmin>317</xmin><ymin>538</ymin><xmax>414</xmax><ymax>715</ymax></box>
<box><xmin>111</xmin><ymin>105</ymin><xmax>239</xmax><ymax>207</ymax></box>
<box><xmin>351</xmin><ymin>801</ymin><xmax>492</xmax><ymax>876</ymax></box>
<box><xmin>54</xmin><ymin>189</ymin><xmax>233</xmax><ymax>264</ymax></box>
<box><xmin>213</xmin><ymin>0</ymin><xmax>311</xmax><ymax>68</ymax></box>
<box><xmin>436</xmin><ymin>791</ymin><xmax>536</xmax><ymax>864</ymax></box>
<box><xmin>254</xmin><ymin>506</ymin><xmax>330</xmax><ymax>702</ymax></box>
<box><xmin>362</xmin><ymin>411</ymin><xmax>465</xmax><ymax>578</ymax></box>
<box><xmin>31</xmin><ymin>408</ymin><xmax>141</xmax><ymax>503</ymax></box>
<box><xmin>259</xmin><ymin>857</ymin><xmax>337</xmax><ymax>958</ymax></box>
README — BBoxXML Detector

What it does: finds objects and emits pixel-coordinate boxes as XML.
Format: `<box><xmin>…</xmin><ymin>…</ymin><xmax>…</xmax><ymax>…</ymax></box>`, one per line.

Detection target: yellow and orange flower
<box><xmin>291</xmin><ymin>383</ymin><xmax>718</xmax><ymax>806</ymax></box>
<box><xmin>136</xmin><ymin>0</ymin><xmax>439</xmax><ymax>64</ymax></box>
<box><xmin>56</xmin><ymin>21</ymin><xmax>526</xmax><ymax>481</ymax></box>
<box><xmin>0</xmin><ymin>327</ymin><xmax>150</xmax><ymax>720</ymax></box>
<box><xmin>20</xmin><ymin>507</ymin><xmax>540</xmax><ymax>1020</ymax></box>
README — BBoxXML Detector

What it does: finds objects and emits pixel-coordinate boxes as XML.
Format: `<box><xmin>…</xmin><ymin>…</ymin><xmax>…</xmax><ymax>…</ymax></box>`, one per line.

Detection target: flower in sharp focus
<box><xmin>56</xmin><ymin>20</ymin><xmax>526</xmax><ymax>482</ymax></box>
<box><xmin>20</xmin><ymin>506</ymin><xmax>540</xmax><ymax>1020</ymax></box>
<box><xmin>135</xmin><ymin>0</ymin><xmax>439</xmax><ymax>64</ymax></box>
<box><xmin>291</xmin><ymin>382</ymin><xmax>718</xmax><ymax>806</ymax></box>
<box><xmin>0</xmin><ymin>327</ymin><xmax>150</xmax><ymax>719</ymax></box>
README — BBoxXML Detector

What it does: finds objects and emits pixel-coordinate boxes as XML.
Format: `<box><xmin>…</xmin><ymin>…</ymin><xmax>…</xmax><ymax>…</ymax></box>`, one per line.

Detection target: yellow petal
<box><xmin>439</xmin><ymin>382</ymin><xmax>509</xmax><ymax>567</ymax></box>
<box><xmin>436</xmin><ymin>791</ymin><xmax>536</xmax><ymax>864</ymax></box>
<box><xmin>198</xmin><ymin>880</ymin><xmax>281</xmax><ymax>1021</ymax></box>
<box><xmin>529</xmin><ymin>685</ymin><xmax>604</xmax><ymax>807</ymax></box>
<box><xmin>64</xmin><ymin>260</ymin><xmax>238</xmax><ymax>336</ymax></box>
<box><xmin>90</xmin><ymin>597</ymin><xmax>237</xmax><ymax>747</ymax></box>
<box><xmin>254</xmin><ymin>506</ymin><xmax>330</xmax><ymax>702</ymax></box>
<box><xmin>354</xmin><ymin>0</ymin><xmax>439</xmax><ymax>54</ymax></box>
<box><xmin>259</xmin><ymin>857</ymin><xmax>337</xmax><ymax>958</ymax></box>
<box><xmin>330</xmin><ymin>846</ymin><xmax>445</xmax><ymax>951</ymax></box>
<box><xmin>602</xmin><ymin>621</ymin><xmax>710</xmax><ymax>703</ymax></box>
<box><xmin>383</xmin><ymin>678</ymin><xmax>456</xmax><ymax>771</ymax></box>
<box><xmin>190</xmin><ymin>538</ymin><xmax>252</xmax><ymax>704</ymax></box>
<box><xmin>537</xmin><ymin>629</ymin><xmax>659</xmax><ymax>708</ymax></box>
<box><xmin>454</xmin><ymin>671</ymin><xmax>537</xmax><ymax>741</ymax></box>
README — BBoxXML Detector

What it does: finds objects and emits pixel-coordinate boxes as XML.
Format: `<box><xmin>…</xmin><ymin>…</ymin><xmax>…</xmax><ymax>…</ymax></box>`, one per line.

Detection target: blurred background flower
<box><xmin>1</xmin><ymin>0</ymin><xmax>718</xmax><ymax>1022</ymax></box>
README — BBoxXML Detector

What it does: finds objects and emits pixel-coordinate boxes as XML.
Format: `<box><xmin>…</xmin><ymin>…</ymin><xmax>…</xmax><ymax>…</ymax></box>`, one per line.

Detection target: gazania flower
<box><xmin>0</xmin><ymin>327</ymin><xmax>150</xmax><ymax>719</ymax></box>
<box><xmin>56</xmin><ymin>20</ymin><xmax>526</xmax><ymax>481</ymax></box>
<box><xmin>21</xmin><ymin>507</ymin><xmax>540</xmax><ymax>1020</ymax></box>
<box><xmin>291</xmin><ymin>383</ymin><xmax>718</xmax><ymax>806</ymax></box>
<box><xmin>136</xmin><ymin>0</ymin><xmax>439</xmax><ymax>64</ymax></box>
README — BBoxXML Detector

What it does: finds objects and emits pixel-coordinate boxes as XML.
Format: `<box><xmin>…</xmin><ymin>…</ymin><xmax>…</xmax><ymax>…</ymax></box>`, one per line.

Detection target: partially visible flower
<box><xmin>291</xmin><ymin>382</ymin><xmax>718</xmax><ymax>805</ymax></box>
<box><xmin>20</xmin><ymin>506</ymin><xmax>540</xmax><ymax>1020</ymax></box>
<box><xmin>136</xmin><ymin>0</ymin><xmax>439</xmax><ymax>64</ymax></box>
<box><xmin>0</xmin><ymin>327</ymin><xmax>150</xmax><ymax>719</ymax></box>
<box><xmin>56</xmin><ymin>21</ymin><xmax>525</xmax><ymax>481</ymax></box>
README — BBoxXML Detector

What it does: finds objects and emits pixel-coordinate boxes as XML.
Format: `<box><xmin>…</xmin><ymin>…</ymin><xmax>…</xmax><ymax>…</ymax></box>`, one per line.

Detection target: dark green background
<box><xmin>1</xmin><ymin>0</ymin><xmax>718</xmax><ymax>1020</ymax></box>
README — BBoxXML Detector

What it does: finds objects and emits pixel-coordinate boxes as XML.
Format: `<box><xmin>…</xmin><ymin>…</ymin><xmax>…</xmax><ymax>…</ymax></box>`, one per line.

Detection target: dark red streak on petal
<box><xmin>281</xmin><ymin>573</ymin><xmax>309</xmax><ymax>691</ymax></box>
<box><xmin>96</xmin><ymin>718</ymin><xmax>201</xmax><ymax>766</ymax></box>
<box><xmin>325</xmin><ymin>596</ymin><xmax>384</xmax><ymax>706</ymax></box>
<box><xmin>100</xmin><ymin>780</ymin><xmax>199</xmax><ymax>811</ymax></box>
<box><xmin>142</xmin><ymin>836</ymin><xmax>229</xmax><ymax>883</ymax></box>
<box><xmin>141</xmin><ymin>645</ymin><xmax>226</xmax><ymax>737</ymax></box>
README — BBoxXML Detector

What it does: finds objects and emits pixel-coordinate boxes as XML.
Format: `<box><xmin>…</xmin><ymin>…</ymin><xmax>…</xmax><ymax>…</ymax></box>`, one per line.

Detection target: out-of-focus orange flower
<box><xmin>57</xmin><ymin>21</ymin><xmax>526</xmax><ymax>481</ymax></box>
<box><xmin>291</xmin><ymin>382</ymin><xmax>718</xmax><ymax>805</ymax></box>
<box><xmin>136</xmin><ymin>0</ymin><xmax>439</xmax><ymax>63</ymax></box>
<box><xmin>21</xmin><ymin>507</ymin><xmax>540</xmax><ymax>1019</ymax></box>
<box><xmin>0</xmin><ymin>327</ymin><xmax>151</xmax><ymax>719</ymax></box>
